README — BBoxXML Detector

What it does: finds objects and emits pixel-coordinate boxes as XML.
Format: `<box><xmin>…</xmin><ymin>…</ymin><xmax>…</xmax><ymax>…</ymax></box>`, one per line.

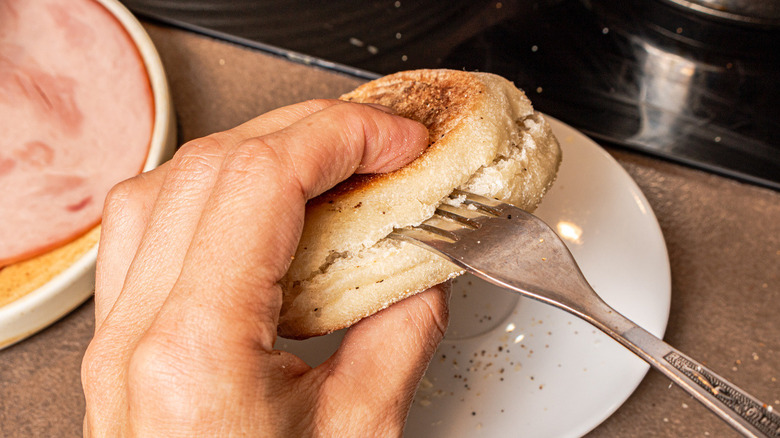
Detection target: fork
<box><xmin>389</xmin><ymin>190</ymin><xmax>778</xmax><ymax>438</ymax></box>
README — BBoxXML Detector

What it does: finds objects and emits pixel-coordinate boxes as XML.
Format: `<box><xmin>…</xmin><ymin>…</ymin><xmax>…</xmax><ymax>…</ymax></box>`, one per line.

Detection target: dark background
<box><xmin>120</xmin><ymin>0</ymin><xmax>780</xmax><ymax>190</ymax></box>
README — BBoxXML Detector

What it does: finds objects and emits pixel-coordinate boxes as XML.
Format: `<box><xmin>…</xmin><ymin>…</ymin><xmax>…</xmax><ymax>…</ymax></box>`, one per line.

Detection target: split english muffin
<box><xmin>278</xmin><ymin>69</ymin><xmax>562</xmax><ymax>339</ymax></box>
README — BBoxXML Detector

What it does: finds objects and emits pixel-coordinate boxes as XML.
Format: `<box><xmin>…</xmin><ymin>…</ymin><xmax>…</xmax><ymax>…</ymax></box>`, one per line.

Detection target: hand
<box><xmin>81</xmin><ymin>99</ymin><xmax>449</xmax><ymax>437</ymax></box>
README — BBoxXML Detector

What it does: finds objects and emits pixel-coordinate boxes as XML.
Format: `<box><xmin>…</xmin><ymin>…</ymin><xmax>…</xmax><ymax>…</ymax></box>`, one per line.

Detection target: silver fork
<box><xmin>390</xmin><ymin>190</ymin><xmax>778</xmax><ymax>438</ymax></box>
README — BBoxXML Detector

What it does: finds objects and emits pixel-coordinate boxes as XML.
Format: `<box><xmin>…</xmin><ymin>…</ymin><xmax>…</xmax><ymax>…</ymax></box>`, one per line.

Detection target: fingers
<box><xmin>93</xmin><ymin>164</ymin><xmax>168</xmax><ymax>330</ymax></box>
<box><xmin>146</xmin><ymin>102</ymin><xmax>428</xmax><ymax>355</ymax></box>
<box><xmin>252</xmin><ymin>101</ymin><xmax>428</xmax><ymax>199</ymax></box>
<box><xmin>94</xmin><ymin>99</ymin><xmax>348</xmax><ymax>334</ymax></box>
<box><xmin>85</xmin><ymin>134</ymin><xmax>237</xmax><ymax>437</ymax></box>
<box><xmin>83</xmin><ymin>97</ymin><xmax>443</xmax><ymax>435</ymax></box>
<box><xmin>316</xmin><ymin>285</ymin><xmax>450</xmax><ymax>433</ymax></box>
<box><xmin>96</xmin><ymin>134</ymin><xmax>231</xmax><ymax>340</ymax></box>
<box><xmin>84</xmin><ymin>99</ymin><xmax>368</xmax><ymax>435</ymax></box>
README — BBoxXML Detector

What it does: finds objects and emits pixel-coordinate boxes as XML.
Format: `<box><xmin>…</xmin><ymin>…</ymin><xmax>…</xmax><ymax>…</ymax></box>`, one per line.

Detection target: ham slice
<box><xmin>0</xmin><ymin>0</ymin><xmax>153</xmax><ymax>267</ymax></box>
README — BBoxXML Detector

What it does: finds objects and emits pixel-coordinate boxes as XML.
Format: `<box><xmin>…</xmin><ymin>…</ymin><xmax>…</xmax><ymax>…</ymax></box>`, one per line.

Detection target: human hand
<box><xmin>81</xmin><ymin>99</ymin><xmax>449</xmax><ymax>437</ymax></box>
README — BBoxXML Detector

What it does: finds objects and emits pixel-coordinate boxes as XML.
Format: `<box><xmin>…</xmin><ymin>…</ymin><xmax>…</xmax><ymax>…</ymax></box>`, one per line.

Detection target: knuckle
<box><xmin>326</xmin><ymin>101</ymin><xmax>372</xmax><ymax>127</ymax></box>
<box><xmin>124</xmin><ymin>332</ymin><xmax>204</xmax><ymax>425</ymax></box>
<box><xmin>80</xmin><ymin>343</ymin><xmax>101</xmax><ymax>390</ymax></box>
<box><xmin>104</xmin><ymin>176</ymin><xmax>134</xmax><ymax>200</ymax></box>
<box><xmin>80</xmin><ymin>335</ymin><xmax>117</xmax><ymax>395</ymax></box>
<box><xmin>321</xmin><ymin>102</ymin><xmax>382</xmax><ymax>154</ymax></box>
<box><xmin>127</xmin><ymin>332</ymin><xmax>183</xmax><ymax>384</ymax></box>
<box><xmin>166</xmin><ymin>136</ymin><xmax>226</xmax><ymax>183</ymax></box>
<box><xmin>102</xmin><ymin>179</ymin><xmax>135</xmax><ymax>215</ymax></box>
<box><xmin>128</xmin><ymin>334</ymin><xmax>178</xmax><ymax>380</ymax></box>
<box><xmin>223</xmin><ymin>138</ymin><xmax>280</xmax><ymax>170</ymax></box>
<box><xmin>175</xmin><ymin>134</ymin><xmax>226</xmax><ymax>158</ymax></box>
<box><xmin>220</xmin><ymin>138</ymin><xmax>293</xmax><ymax>189</ymax></box>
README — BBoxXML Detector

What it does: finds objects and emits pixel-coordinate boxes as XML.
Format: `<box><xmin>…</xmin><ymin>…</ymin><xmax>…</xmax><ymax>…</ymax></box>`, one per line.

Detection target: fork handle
<box><xmin>592</xmin><ymin>305</ymin><xmax>779</xmax><ymax>438</ymax></box>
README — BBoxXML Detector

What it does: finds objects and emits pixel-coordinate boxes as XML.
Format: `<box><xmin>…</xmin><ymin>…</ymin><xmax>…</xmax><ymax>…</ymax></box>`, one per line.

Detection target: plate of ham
<box><xmin>0</xmin><ymin>0</ymin><xmax>175</xmax><ymax>349</ymax></box>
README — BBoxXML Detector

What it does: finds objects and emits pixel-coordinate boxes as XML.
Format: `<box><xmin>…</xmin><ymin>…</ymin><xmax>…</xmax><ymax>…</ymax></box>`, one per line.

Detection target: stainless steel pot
<box><xmin>662</xmin><ymin>0</ymin><xmax>780</xmax><ymax>27</ymax></box>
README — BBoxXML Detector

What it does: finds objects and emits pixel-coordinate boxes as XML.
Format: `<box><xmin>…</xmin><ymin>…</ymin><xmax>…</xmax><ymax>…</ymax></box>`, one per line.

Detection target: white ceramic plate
<box><xmin>276</xmin><ymin>116</ymin><xmax>671</xmax><ymax>437</ymax></box>
<box><xmin>0</xmin><ymin>0</ymin><xmax>176</xmax><ymax>350</ymax></box>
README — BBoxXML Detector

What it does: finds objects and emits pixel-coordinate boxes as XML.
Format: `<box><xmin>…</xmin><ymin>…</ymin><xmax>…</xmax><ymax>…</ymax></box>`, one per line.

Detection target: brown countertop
<box><xmin>1</xmin><ymin>23</ymin><xmax>778</xmax><ymax>437</ymax></box>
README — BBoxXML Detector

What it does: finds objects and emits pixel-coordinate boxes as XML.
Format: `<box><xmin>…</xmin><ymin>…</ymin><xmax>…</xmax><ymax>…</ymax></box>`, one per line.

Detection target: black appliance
<box><xmin>121</xmin><ymin>0</ymin><xmax>780</xmax><ymax>190</ymax></box>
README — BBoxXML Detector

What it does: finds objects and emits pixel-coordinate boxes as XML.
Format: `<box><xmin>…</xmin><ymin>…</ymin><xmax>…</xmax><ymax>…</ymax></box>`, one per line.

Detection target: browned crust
<box><xmin>310</xmin><ymin>70</ymin><xmax>486</xmax><ymax>206</ymax></box>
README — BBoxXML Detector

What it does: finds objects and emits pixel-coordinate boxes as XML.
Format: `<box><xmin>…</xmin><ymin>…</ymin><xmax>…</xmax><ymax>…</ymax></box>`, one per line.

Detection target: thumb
<box><xmin>316</xmin><ymin>284</ymin><xmax>450</xmax><ymax>427</ymax></box>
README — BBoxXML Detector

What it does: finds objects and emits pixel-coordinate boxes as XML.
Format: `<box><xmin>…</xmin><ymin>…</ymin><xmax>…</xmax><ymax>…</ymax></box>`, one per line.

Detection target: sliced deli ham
<box><xmin>0</xmin><ymin>0</ymin><xmax>153</xmax><ymax>267</ymax></box>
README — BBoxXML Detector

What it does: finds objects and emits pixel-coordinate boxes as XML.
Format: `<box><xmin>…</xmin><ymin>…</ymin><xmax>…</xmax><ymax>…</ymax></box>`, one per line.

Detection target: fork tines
<box><xmin>390</xmin><ymin>190</ymin><xmax>508</xmax><ymax>243</ymax></box>
<box><xmin>449</xmin><ymin>189</ymin><xmax>504</xmax><ymax>216</ymax></box>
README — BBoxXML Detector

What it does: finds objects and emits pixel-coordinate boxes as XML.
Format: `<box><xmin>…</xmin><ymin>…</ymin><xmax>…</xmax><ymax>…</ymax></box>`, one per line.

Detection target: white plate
<box><xmin>276</xmin><ymin>116</ymin><xmax>671</xmax><ymax>437</ymax></box>
<box><xmin>0</xmin><ymin>0</ymin><xmax>176</xmax><ymax>350</ymax></box>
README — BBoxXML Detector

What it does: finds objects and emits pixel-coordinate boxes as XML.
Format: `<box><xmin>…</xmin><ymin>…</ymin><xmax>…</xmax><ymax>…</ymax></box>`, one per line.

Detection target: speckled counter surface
<box><xmin>1</xmin><ymin>23</ymin><xmax>778</xmax><ymax>437</ymax></box>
